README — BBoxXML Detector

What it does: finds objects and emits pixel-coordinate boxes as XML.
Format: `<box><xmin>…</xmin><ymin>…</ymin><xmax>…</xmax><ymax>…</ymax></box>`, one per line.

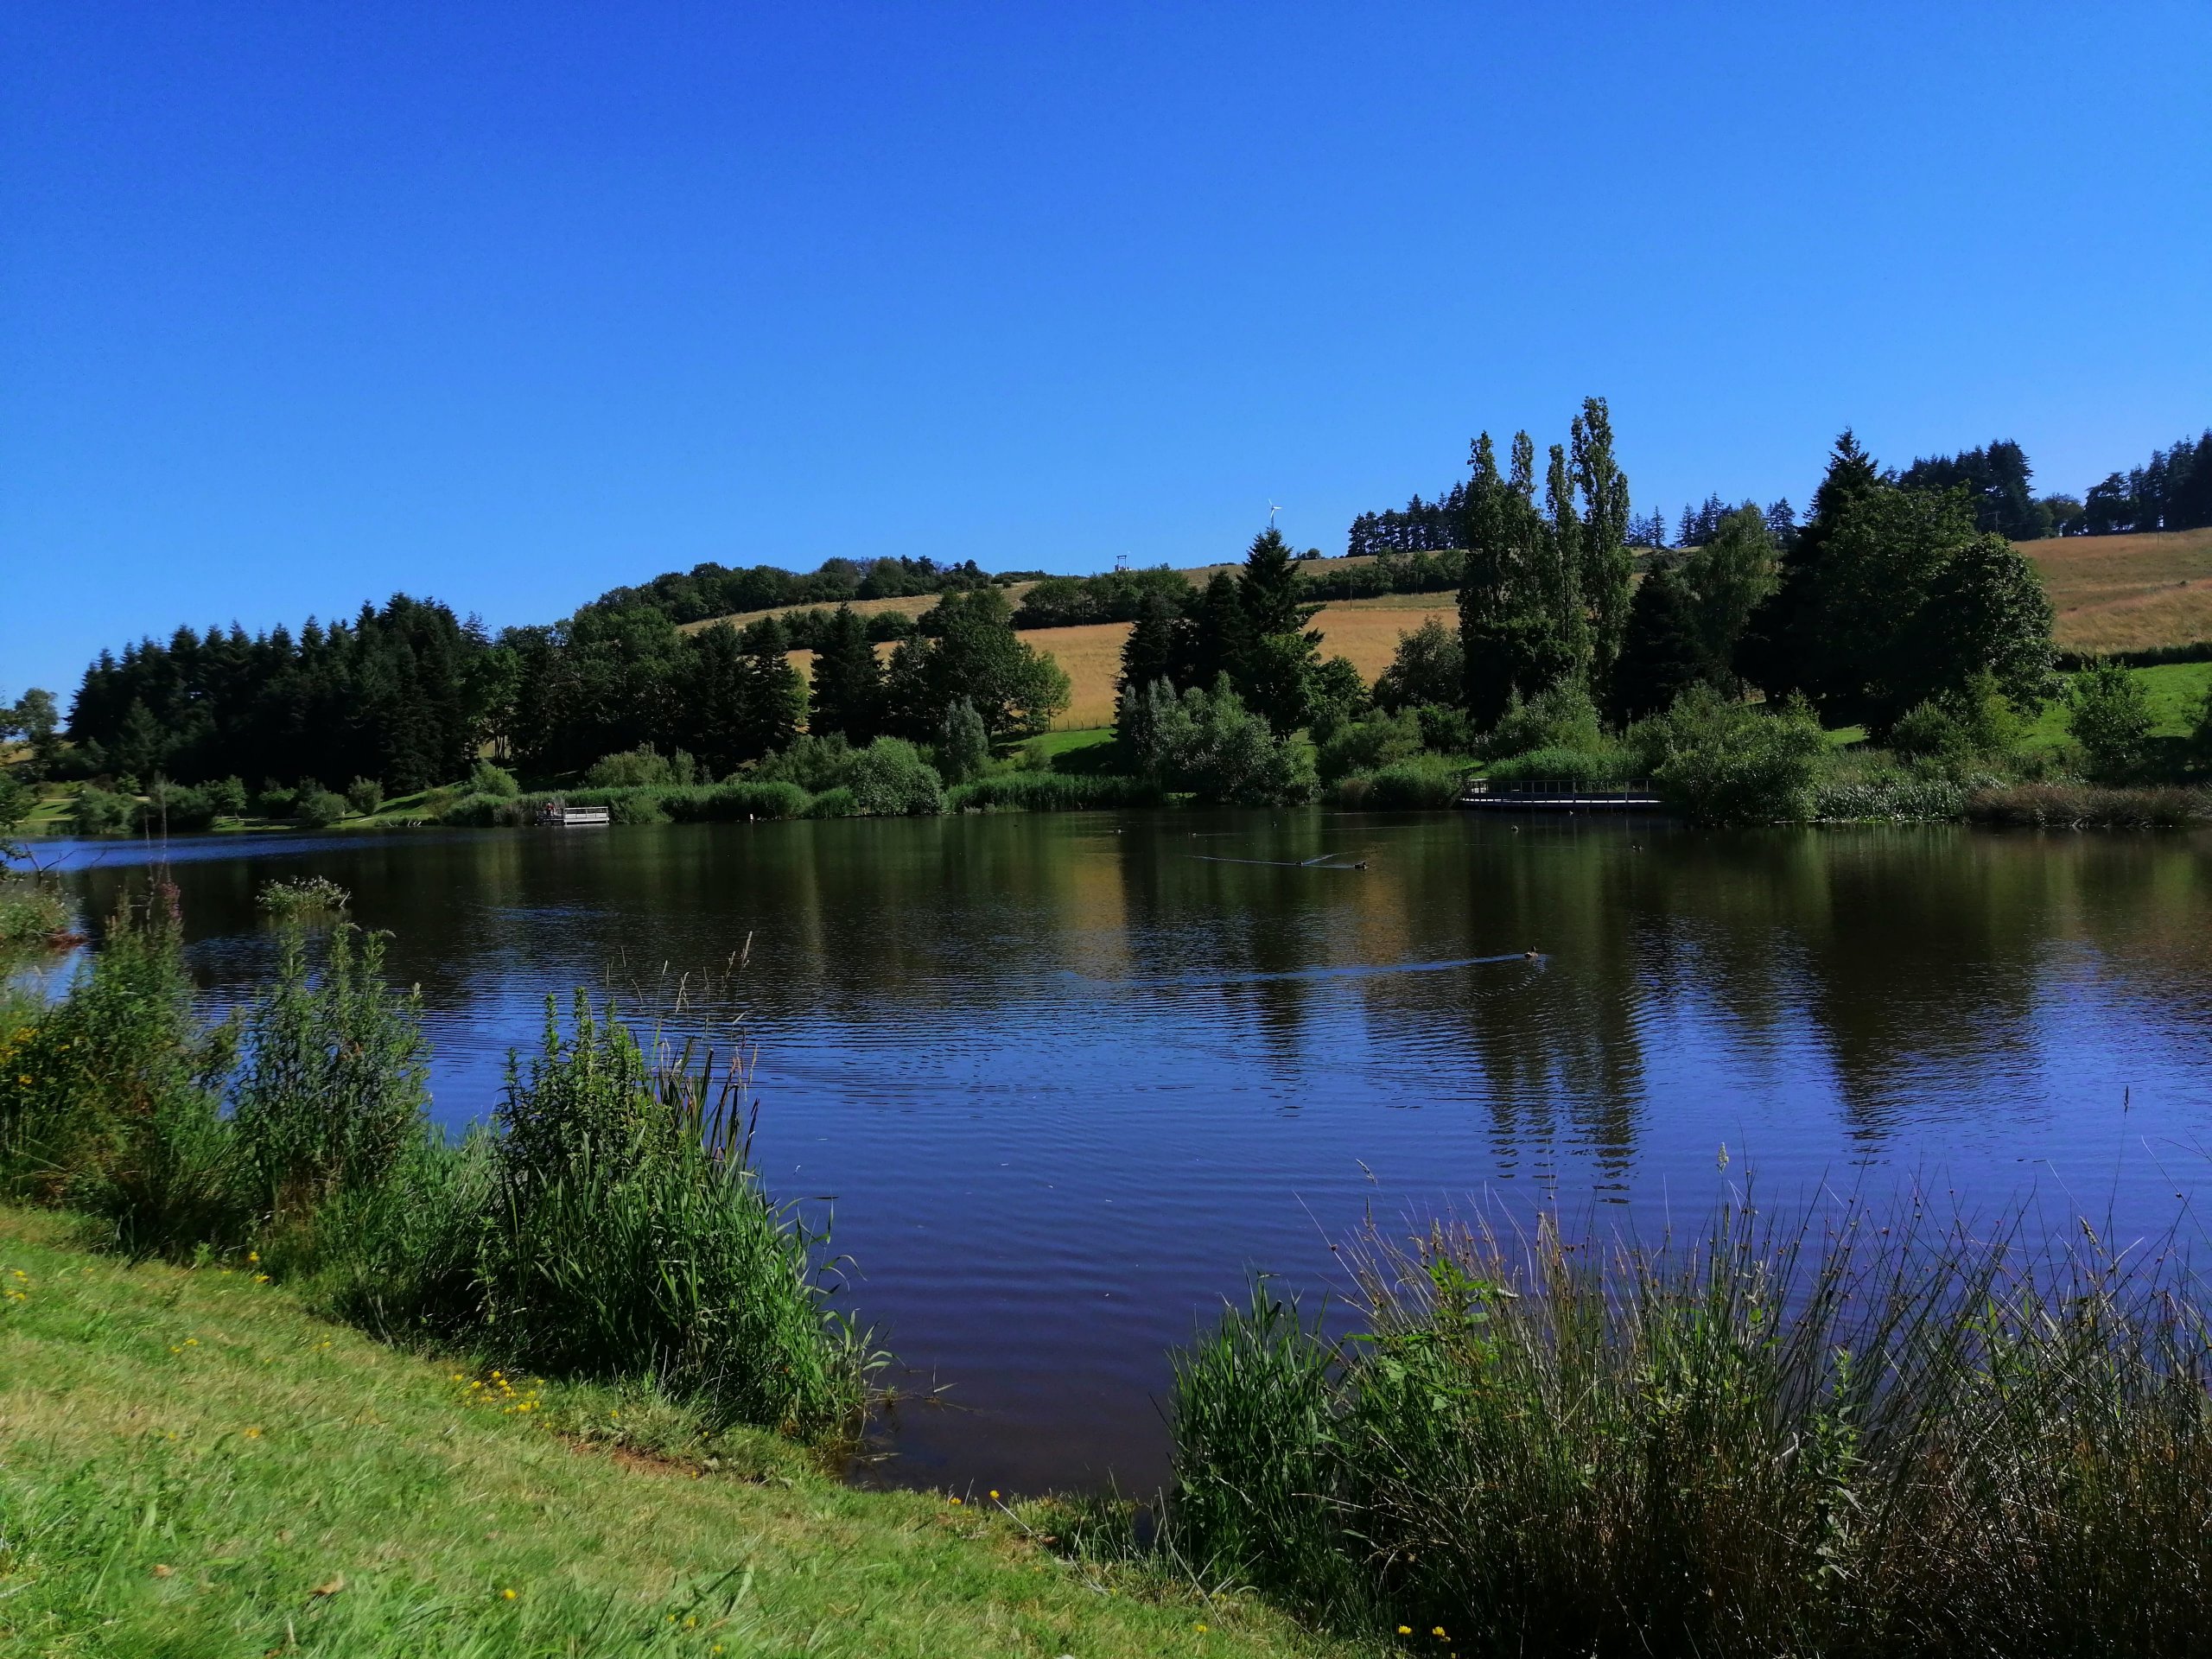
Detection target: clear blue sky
<box><xmin>4</xmin><ymin>2</ymin><xmax>2209</xmax><ymax>700</ymax></box>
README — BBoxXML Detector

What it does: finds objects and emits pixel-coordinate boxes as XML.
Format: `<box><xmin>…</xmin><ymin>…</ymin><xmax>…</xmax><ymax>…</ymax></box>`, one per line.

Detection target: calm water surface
<box><xmin>41</xmin><ymin>810</ymin><xmax>2212</xmax><ymax>1493</ymax></box>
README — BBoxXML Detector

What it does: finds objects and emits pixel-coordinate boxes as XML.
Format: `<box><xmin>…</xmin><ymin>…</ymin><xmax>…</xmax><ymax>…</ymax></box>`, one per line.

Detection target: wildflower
<box><xmin>1195</xmin><ymin>1623</ymin><xmax>1208</xmax><ymax>1632</ymax></box>
<box><xmin>253</xmin><ymin>1274</ymin><xmax>270</xmax><ymax>1285</ymax></box>
<box><xmin>950</xmin><ymin>1496</ymin><xmax>962</xmax><ymax>1505</ymax></box>
<box><xmin>1433</xmin><ymin>1629</ymin><xmax>1447</xmax><ymax>1639</ymax></box>
<box><xmin>989</xmin><ymin>1489</ymin><xmax>1000</xmax><ymax>1499</ymax></box>
<box><xmin>1399</xmin><ymin>1628</ymin><xmax>1412</xmax><ymax>1637</ymax></box>
<box><xmin>247</xmin><ymin>1251</ymin><xmax>259</xmax><ymax>1265</ymax></box>
<box><xmin>244</xmin><ymin>1427</ymin><xmax>263</xmax><ymax>1440</ymax></box>
<box><xmin>501</xmin><ymin>1588</ymin><xmax>516</xmax><ymax>1600</ymax></box>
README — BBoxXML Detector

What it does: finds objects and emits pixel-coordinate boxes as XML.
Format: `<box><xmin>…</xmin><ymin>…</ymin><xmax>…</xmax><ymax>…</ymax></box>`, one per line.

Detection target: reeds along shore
<box><xmin>1170</xmin><ymin>1202</ymin><xmax>2212</xmax><ymax>1658</ymax></box>
<box><xmin>0</xmin><ymin>888</ymin><xmax>872</xmax><ymax>1440</ymax></box>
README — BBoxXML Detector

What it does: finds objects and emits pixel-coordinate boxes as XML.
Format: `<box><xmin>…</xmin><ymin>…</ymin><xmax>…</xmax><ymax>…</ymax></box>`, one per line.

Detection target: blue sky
<box><xmin>4</xmin><ymin>2</ymin><xmax>2209</xmax><ymax>699</ymax></box>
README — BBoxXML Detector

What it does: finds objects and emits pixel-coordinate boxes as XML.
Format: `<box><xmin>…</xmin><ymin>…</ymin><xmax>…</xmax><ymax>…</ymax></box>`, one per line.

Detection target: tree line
<box><xmin>581</xmin><ymin>553</ymin><xmax>1017</xmax><ymax>626</ymax></box>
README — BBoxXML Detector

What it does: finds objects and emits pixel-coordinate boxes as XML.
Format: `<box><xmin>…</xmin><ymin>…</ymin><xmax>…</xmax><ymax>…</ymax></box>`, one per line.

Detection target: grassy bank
<box><xmin>0</xmin><ymin>1204</ymin><xmax>1351</xmax><ymax>1658</ymax></box>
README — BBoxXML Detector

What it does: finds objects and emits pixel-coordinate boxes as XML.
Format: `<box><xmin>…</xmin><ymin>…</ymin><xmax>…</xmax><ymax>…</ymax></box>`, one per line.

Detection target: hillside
<box><xmin>0</xmin><ymin>1204</ymin><xmax>1351</xmax><ymax>1658</ymax></box>
<box><xmin>715</xmin><ymin>531</ymin><xmax>2212</xmax><ymax>732</ymax></box>
<box><xmin>2026</xmin><ymin>526</ymin><xmax>2212</xmax><ymax>653</ymax></box>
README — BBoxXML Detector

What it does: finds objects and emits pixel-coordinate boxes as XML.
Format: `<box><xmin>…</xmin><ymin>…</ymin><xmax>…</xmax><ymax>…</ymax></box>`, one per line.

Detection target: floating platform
<box><xmin>1458</xmin><ymin>777</ymin><xmax>1664</xmax><ymax>812</ymax></box>
<box><xmin>537</xmin><ymin>804</ymin><xmax>612</xmax><ymax>827</ymax></box>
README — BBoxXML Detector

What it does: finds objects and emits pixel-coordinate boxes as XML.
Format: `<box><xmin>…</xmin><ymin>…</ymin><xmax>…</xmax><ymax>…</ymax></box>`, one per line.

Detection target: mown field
<box><xmin>0</xmin><ymin>1204</ymin><xmax>1353</xmax><ymax>1659</ymax></box>
<box><xmin>2026</xmin><ymin>526</ymin><xmax>2212</xmax><ymax>654</ymax></box>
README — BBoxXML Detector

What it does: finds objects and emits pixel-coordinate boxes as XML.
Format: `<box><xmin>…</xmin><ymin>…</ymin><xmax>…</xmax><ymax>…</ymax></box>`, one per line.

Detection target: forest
<box><xmin>24</xmin><ymin>404</ymin><xmax>2210</xmax><ymax>833</ymax></box>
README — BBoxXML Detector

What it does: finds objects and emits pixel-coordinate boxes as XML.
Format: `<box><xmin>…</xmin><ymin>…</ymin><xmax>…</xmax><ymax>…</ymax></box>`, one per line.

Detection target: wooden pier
<box><xmin>536</xmin><ymin>803</ymin><xmax>612</xmax><ymax>827</ymax></box>
<box><xmin>1458</xmin><ymin>775</ymin><xmax>1664</xmax><ymax>811</ymax></box>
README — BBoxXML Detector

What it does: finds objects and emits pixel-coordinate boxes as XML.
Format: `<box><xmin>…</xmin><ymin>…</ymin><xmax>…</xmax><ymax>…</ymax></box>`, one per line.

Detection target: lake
<box><xmin>38</xmin><ymin>810</ymin><xmax>2212</xmax><ymax>1495</ymax></box>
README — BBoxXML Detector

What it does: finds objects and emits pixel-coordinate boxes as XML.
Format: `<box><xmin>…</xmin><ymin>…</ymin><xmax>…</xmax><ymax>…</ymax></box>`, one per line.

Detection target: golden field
<box><xmin>749</xmin><ymin>529</ymin><xmax>2212</xmax><ymax>734</ymax></box>
<box><xmin>2025</xmin><ymin>526</ymin><xmax>2212</xmax><ymax>654</ymax></box>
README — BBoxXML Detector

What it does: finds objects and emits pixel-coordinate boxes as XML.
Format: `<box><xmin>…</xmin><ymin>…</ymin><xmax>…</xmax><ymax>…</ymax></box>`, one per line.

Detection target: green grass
<box><xmin>0</xmin><ymin>1205</ymin><xmax>1358</xmax><ymax>1659</ymax></box>
<box><xmin>1019</xmin><ymin>727</ymin><xmax>1117</xmax><ymax>762</ymax></box>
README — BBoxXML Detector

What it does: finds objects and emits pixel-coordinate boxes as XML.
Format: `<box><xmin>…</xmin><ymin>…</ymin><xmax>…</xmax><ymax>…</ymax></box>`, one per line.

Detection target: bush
<box><xmin>345</xmin><ymin>777</ymin><xmax>385</xmax><ymax>817</ymax></box>
<box><xmin>1325</xmin><ymin>754</ymin><xmax>1464</xmax><ymax>809</ymax></box>
<box><xmin>468</xmin><ymin>997</ymin><xmax>871</xmax><ymax>1433</ymax></box>
<box><xmin>0</xmin><ymin>877</ymin><xmax>71</xmax><ymax>949</ymax></box>
<box><xmin>1484</xmin><ymin>746</ymin><xmax>1639</xmax><ymax>787</ymax></box>
<box><xmin>1415</xmin><ymin>702</ymin><xmax>1475</xmax><ymax>755</ymax></box>
<box><xmin>1630</xmin><ymin>686</ymin><xmax>1827</xmax><ymax>825</ymax></box>
<box><xmin>1888</xmin><ymin>673</ymin><xmax>2025</xmax><ymax>774</ymax></box>
<box><xmin>256</xmin><ymin>875</ymin><xmax>352</xmax><ymax>918</ymax></box>
<box><xmin>1372</xmin><ymin>617</ymin><xmax>1464</xmax><ymax>714</ymax></box>
<box><xmin>660</xmin><ymin>782</ymin><xmax>812</xmax><ymax>823</ymax></box>
<box><xmin>849</xmin><ymin>739</ymin><xmax>944</xmax><ymax>817</ymax></box>
<box><xmin>137</xmin><ymin>780</ymin><xmax>216</xmax><ymax>834</ymax></box>
<box><xmin>435</xmin><ymin>791</ymin><xmax>524</xmax><ymax>828</ymax></box>
<box><xmin>294</xmin><ymin>788</ymin><xmax>348</xmax><ymax>830</ymax></box>
<box><xmin>1480</xmin><ymin>682</ymin><xmax>1603</xmax><ymax>760</ymax></box>
<box><xmin>254</xmin><ymin>784</ymin><xmax>298</xmax><ymax>820</ymax></box>
<box><xmin>206</xmin><ymin>775</ymin><xmax>249</xmax><ymax>819</ymax></box>
<box><xmin>1171</xmin><ymin>1199</ymin><xmax>2212</xmax><ymax>1654</ymax></box>
<box><xmin>944</xmin><ymin>772</ymin><xmax>1165</xmax><ymax>811</ymax></box>
<box><xmin>804</xmin><ymin>786</ymin><xmax>857</xmax><ymax>819</ymax></box>
<box><xmin>1129</xmin><ymin>678</ymin><xmax>1317</xmax><ymax>807</ymax></box>
<box><xmin>753</xmin><ymin>734</ymin><xmax>856</xmax><ymax>794</ymax></box>
<box><xmin>1317</xmin><ymin>710</ymin><xmax>1421</xmax><ymax>785</ymax></box>
<box><xmin>2069</xmin><ymin>662</ymin><xmax>2157</xmax><ymax>782</ymax></box>
<box><xmin>467</xmin><ymin>760</ymin><xmax>521</xmax><ymax>798</ymax></box>
<box><xmin>585</xmin><ymin>745</ymin><xmax>701</xmax><ymax>789</ymax></box>
<box><xmin>71</xmin><ymin>786</ymin><xmax>134</xmax><ymax>837</ymax></box>
<box><xmin>936</xmin><ymin>698</ymin><xmax>991</xmax><ymax>785</ymax></box>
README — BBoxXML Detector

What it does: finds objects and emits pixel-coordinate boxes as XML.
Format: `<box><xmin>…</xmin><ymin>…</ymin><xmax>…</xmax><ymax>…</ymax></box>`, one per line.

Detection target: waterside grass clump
<box><xmin>0</xmin><ymin>890</ymin><xmax>871</xmax><ymax>1440</ymax></box>
<box><xmin>1965</xmin><ymin>782</ymin><xmax>2208</xmax><ymax>830</ymax></box>
<box><xmin>1171</xmin><ymin>1201</ymin><xmax>2212</xmax><ymax>1658</ymax></box>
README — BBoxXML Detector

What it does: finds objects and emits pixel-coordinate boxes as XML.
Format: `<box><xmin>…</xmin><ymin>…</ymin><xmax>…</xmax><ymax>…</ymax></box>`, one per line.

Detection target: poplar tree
<box><xmin>1571</xmin><ymin>397</ymin><xmax>1633</xmax><ymax>688</ymax></box>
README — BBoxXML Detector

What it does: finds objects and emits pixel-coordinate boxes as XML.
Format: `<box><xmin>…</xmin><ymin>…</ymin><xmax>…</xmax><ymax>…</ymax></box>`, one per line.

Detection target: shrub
<box><xmin>1317</xmin><ymin>710</ymin><xmax>1422</xmax><ymax>785</ymax></box>
<box><xmin>2068</xmin><ymin>662</ymin><xmax>2157</xmax><ymax>782</ymax></box>
<box><xmin>1172</xmin><ymin>1198</ymin><xmax>2212</xmax><ymax>1654</ymax></box>
<box><xmin>254</xmin><ymin>784</ymin><xmax>298</xmax><ymax>819</ymax></box>
<box><xmin>1133</xmin><ymin>678</ymin><xmax>1316</xmax><ymax>806</ymax></box>
<box><xmin>0</xmin><ymin>889</ymin><xmax>241</xmax><ymax>1252</ymax></box>
<box><xmin>1415</xmin><ymin>702</ymin><xmax>1475</xmax><ymax>755</ymax></box>
<box><xmin>936</xmin><ymin>698</ymin><xmax>991</xmax><ymax>785</ymax></box>
<box><xmin>585</xmin><ymin>745</ymin><xmax>701</xmax><ymax>789</ymax></box>
<box><xmin>345</xmin><ymin>777</ymin><xmax>385</xmax><ymax>817</ymax></box>
<box><xmin>659</xmin><ymin>782</ymin><xmax>812</xmax><ymax>823</ymax></box>
<box><xmin>849</xmin><ymin>739</ymin><xmax>944</xmax><ymax>817</ymax></box>
<box><xmin>435</xmin><ymin>791</ymin><xmax>524</xmax><ymax>828</ymax></box>
<box><xmin>471</xmin><ymin>997</ymin><xmax>872</xmax><ymax>1433</ymax></box>
<box><xmin>71</xmin><ymin>786</ymin><xmax>134</xmax><ymax>837</ymax></box>
<box><xmin>1480</xmin><ymin>682</ymin><xmax>1602</xmax><ymax>760</ymax></box>
<box><xmin>205</xmin><ymin>775</ymin><xmax>249</xmax><ymax>818</ymax></box>
<box><xmin>136</xmin><ymin>780</ymin><xmax>216</xmax><ymax>834</ymax></box>
<box><xmin>1484</xmin><ymin>746</ymin><xmax>1639</xmax><ymax>787</ymax></box>
<box><xmin>0</xmin><ymin>877</ymin><xmax>71</xmax><ymax>949</ymax></box>
<box><xmin>1325</xmin><ymin>754</ymin><xmax>1464</xmax><ymax>809</ymax></box>
<box><xmin>467</xmin><ymin>760</ymin><xmax>521</xmax><ymax>798</ymax></box>
<box><xmin>753</xmin><ymin>734</ymin><xmax>856</xmax><ymax>794</ymax></box>
<box><xmin>229</xmin><ymin>924</ymin><xmax>428</xmax><ymax>1228</ymax></box>
<box><xmin>1630</xmin><ymin>686</ymin><xmax>1827</xmax><ymax>825</ymax></box>
<box><xmin>295</xmin><ymin>788</ymin><xmax>348</xmax><ymax>830</ymax></box>
<box><xmin>1372</xmin><ymin>617</ymin><xmax>1464</xmax><ymax>714</ymax></box>
<box><xmin>804</xmin><ymin>786</ymin><xmax>857</xmax><ymax>818</ymax></box>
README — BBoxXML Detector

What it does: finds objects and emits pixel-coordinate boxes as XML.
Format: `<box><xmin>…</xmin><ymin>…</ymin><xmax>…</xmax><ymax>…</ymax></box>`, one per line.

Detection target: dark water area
<box><xmin>35</xmin><ymin>810</ymin><xmax>2212</xmax><ymax>1496</ymax></box>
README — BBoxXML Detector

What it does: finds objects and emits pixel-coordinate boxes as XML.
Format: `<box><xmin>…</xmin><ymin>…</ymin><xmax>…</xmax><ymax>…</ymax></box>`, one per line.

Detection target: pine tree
<box><xmin>1117</xmin><ymin>589</ymin><xmax>1182</xmax><ymax>700</ymax></box>
<box><xmin>734</xmin><ymin>618</ymin><xmax>807</xmax><ymax>763</ymax></box>
<box><xmin>1608</xmin><ymin>559</ymin><xmax>1713</xmax><ymax>724</ymax></box>
<box><xmin>1234</xmin><ymin>526</ymin><xmax>1322</xmax><ymax>734</ymax></box>
<box><xmin>1736</xmin><ymin>429</ymin><xmax>1882</xmax><ymax>704</ymax></box>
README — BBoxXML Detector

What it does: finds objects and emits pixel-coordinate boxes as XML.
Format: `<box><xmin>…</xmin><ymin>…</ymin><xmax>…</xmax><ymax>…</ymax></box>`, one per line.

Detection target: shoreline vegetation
<box><xmin>9</xmin><ymin>416</ymin><xmax>2212</xmax><ymax>847</ymax></box>
<box><xmin>10</xmin><ymin>889</ymin><xmax>2212</xmax><ymax>1653</ymax></box>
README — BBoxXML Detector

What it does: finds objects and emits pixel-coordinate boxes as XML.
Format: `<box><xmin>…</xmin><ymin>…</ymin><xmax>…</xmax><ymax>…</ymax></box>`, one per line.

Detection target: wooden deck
<box><xmin>1458</xmin><ymin>777</ymin><xmax>1664</xmax><ymax>811</ymax></box>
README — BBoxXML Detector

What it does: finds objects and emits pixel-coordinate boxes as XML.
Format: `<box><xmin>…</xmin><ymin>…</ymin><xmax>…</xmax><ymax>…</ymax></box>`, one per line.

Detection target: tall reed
<box><xmin>1172</xmin><ymin>1198</ymin><xmax>2212</xmax><ymax>1657</ymax></box>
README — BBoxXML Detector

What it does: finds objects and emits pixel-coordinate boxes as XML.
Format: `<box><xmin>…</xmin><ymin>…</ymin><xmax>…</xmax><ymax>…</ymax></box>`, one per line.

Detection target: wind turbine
<box><xmin>1267</xmin><ymin>499</ymin><xmax>1282</xmax><ymax>527</ymax></box>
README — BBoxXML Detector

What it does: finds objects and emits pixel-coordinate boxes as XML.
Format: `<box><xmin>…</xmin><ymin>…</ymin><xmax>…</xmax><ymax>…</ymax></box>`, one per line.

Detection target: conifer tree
<box><xmin>807</xmin><ymin>605</ymin><xmax>882</xmax><ymax>743</ymax></box>
<box><xmin>1233</xmin><ymin>526</ymin><xmax>1323</xmax><ymax>734</ymax></box>
<box><xmin>1608</xmin><ymin>558</ymin><xmax>1713</xmax><ymax>724</ymax></box>
<box><xmin>734</xmin><ymin>618</ymin><xmax>807</xmax><ymax>763</ymax></box>
<box><xmin>1117</xmin><ymin>589</ymin><xmax>1182</xmax><ymax>700</ymax></box>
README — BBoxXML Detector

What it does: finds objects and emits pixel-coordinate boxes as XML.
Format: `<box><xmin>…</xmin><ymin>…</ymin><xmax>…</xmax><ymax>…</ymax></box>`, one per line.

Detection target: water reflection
<box><xmin>44</xmin><ymin>812</ymin><xmax>2212</xmax><ymax>1493</ymax></box>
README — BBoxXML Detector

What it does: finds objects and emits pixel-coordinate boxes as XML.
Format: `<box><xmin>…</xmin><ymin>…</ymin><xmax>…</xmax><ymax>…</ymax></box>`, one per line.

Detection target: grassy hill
<box><xmin>0</xmin><ymin>1203</ymin><xmax>1354</xmax><ymax>1658</ymax></box>
<box><xmin>686</xmin><ymin>531</ymin><xmax>2212</xmax><ymax>734</ymax></box>
<box><xmin>2025</xmin><ymin>526</ymin><xmax>2212</xmax><ymax>654</ymax></box>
